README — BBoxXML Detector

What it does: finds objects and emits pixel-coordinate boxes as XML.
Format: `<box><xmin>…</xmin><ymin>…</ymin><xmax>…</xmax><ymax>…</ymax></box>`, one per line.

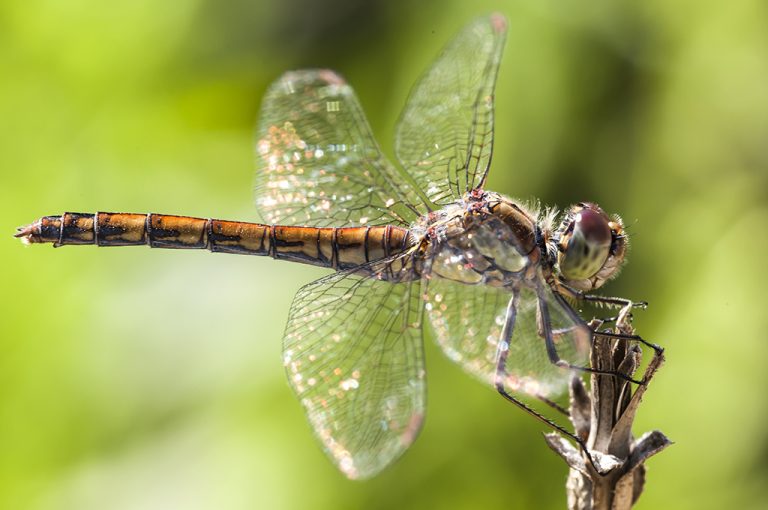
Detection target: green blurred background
<box><xmin>1</xmin><ymin>0</ymin><xmax>767</xmax><ymax>508</ymax></box>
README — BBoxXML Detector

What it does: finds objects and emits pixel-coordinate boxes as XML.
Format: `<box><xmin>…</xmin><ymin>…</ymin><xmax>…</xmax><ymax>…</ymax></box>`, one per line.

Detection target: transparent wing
<box><xmin>394</xmin><ymin>14</ymin><xmax>507</xmax><ymax>206</ymax></box>
<box><xmin>255</xmin><ymin>70</ymin><xmax>426</xmax><ymax>227</ymax></box>
<box><xmin>426</xmin><ymin>276</ymin><xmax>591</xmax><ymax>399</ymax></box>
<box><xmin>283</xmin><ymin>257</ymin><xmax>425</xmax><ymax>479</ymax></box>
<box><xmin>425</xmin><ymin>277</ymin><xmax>511</xmax><ymax>382</ymax></box>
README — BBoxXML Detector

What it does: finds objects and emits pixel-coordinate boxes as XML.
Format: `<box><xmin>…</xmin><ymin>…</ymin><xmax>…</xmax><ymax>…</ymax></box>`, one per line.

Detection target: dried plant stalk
<box><xmin>544</xmin><ymin>317</ymin><xmax>671</xmax><ymax>510</ymax></box>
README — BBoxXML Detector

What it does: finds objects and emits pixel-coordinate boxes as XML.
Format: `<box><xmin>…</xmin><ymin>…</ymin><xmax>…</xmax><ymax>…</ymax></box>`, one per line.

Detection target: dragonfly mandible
<box><xmin>16</xmin><ymin>13</ymin><xmax>656</xmax><ymax>479</ymax></box>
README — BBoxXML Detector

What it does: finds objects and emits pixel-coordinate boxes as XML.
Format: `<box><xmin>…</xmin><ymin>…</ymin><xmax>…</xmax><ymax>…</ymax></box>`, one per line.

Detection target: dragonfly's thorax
<box><xmin>415</xmin><ymin>191</ymin><xmax>545</xmax><ymax>287</ymax></box>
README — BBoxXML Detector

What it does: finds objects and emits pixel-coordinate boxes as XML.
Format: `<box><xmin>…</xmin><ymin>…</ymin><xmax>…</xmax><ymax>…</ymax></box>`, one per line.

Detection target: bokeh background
<box><xmin>1</xmin><ymin>0</ymin><xmax>767</xmax><ymax>508</ymax></box>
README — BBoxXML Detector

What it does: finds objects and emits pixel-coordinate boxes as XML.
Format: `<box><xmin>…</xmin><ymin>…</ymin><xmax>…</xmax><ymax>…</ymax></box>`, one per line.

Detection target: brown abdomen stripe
<box><xmin>16</xmin><ymin>212</ymin><xmax>413</xmax><ymax>270</ymax></box>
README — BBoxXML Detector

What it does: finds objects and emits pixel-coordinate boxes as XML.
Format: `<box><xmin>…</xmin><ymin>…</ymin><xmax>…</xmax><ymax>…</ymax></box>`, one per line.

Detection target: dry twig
<box><xmin>544</xmin><ymin>316</ymin><xmax>671</xmax><ymax>509</ymax></box>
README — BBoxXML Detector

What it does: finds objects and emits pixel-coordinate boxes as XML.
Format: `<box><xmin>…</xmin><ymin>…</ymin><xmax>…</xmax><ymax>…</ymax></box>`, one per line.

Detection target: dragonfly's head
<box><xmin>554</xmin><ymin>203</ymin><xmax>627</xmax><ymax>292</ymax></box>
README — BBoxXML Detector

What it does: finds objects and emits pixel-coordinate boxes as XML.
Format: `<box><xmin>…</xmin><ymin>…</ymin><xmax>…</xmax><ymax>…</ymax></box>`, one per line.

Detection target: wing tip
<box><xmin>279</xmin><ymin>68</ymin><xmax>348</xmax><ymax>88</ymax></box>
<box><xmin>489</xmin><ymin>12</ymin><xmax>508</xmax><ymax>34</ymax></box>
<box><xmin>316</xmin><ymin>69</ymin><xmax>347</xmax><ymax>86</ymax></box>
<box><xmin>330</xmin><ymin>411</ymin><xmax>425</xmax><ymax>481</ymax></box>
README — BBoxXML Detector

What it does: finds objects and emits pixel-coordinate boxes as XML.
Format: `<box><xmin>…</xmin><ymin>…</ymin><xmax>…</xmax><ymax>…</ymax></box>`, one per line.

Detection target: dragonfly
<box><xmin>16</xmin><ymin>13</ymin><xmax>658</xmax><ymax>479</ymax></box>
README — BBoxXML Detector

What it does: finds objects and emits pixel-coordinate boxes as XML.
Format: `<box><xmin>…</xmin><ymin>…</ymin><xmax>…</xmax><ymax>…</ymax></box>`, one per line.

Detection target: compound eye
<box><xmin>559</xmin><ymin>207</ymin><xmax>612</xmax><ymax>281</ymax></box>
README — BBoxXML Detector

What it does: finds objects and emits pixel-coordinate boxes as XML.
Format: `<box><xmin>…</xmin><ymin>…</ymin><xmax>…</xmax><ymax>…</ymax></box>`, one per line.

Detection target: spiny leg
<box><xmin>535</xmin><ymin>394</ymin><xmax>570</xmax><ymax>417</ymax></box>
<box><xmin>553</xmin><ymin>281</ymin><xmax>663</xmax><ymax>358</ymax></box>
<box><xmin>557</xmin><ymin>282</ymin><xmax>648</xmax><ymax>314</ymax></box>
<box><xmin>585</xmin><ymin>301</ymin><xmax>664</xmax><ymax>358</ymax></box>
<box><xmin>548</xmin><ymin>289</ymin><xmax>665</xmax><ymax>403</ymax></box>
<box><xmin>493</xmin><ymin>290</ymin><xmax>603</xmax><ymax>473</ymax></box>
<box><xmin>552</xmin><ymin>282</ymin><xmax>646</xmax><ymax>336</ymax></box>
<box><xmin>580</xmin><ymin>294</ymin><xmax>648</xmax><ymax>310</ymax></box>
<box><xmin>596</xmin><ymin>329</ymin><xmax>664</xmax><ymax>357</ymax></box>
<box><xmin>538</xmin><ymin>289</ymin><xmax>644</xmax><ymax>386</ymax></box>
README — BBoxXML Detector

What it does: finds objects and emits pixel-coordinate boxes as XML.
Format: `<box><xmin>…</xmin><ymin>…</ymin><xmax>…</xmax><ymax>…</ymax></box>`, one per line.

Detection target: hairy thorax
<box><xmin>413</xmin><ymin>191</ymin><xmax>545</xmax><ymax>287</ymax></box>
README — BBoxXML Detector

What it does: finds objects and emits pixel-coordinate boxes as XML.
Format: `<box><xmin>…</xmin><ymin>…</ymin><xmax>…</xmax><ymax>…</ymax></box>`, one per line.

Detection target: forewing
<box><xmin>426</xmin><ymin>277</ymin><xmax>591</xmax><ymax>399</ymax></box>
<box><xmin>395</xmin><ymin>14</ymin><xmax>507</xmax><ymax>205</ymax></box>
<box><xmin>255</xmin><ymin>70</ymin><xmax>425</xmax><ymax>227</ymax></box>
<box><xmin>283</xmin><ymin>257</ymin><xmax>425</xmax><ymax>479</ymax></box>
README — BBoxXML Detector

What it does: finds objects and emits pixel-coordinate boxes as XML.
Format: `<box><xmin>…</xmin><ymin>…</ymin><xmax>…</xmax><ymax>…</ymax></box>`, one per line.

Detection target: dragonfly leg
<box><xmin>586</xmin><ymin>305</ymin><xmax>664</xmax><ymax>358</ymax></box>
<box><xmin>584</xmin><ymin>312</ymin><xmax>628</xmax><ymax>327</ymax></box>
<box><xmin>534</xmin><ymin>394</ymin><xmax>569</xmax><ymax>417</ymax></box>
<box><xmin>593</xmin><ymin>329</ymin><xmax>665</xmax><ymax>357</ymax></box>
<box><xmin>492</xmin><ymin>291</ymin><xmax>566</xmax><ymax>413</ymax></box>
<box><xmin>556</xmin><ymin>282</ymin><xmax>648</xmax><ymax>311</ymax></box>
<box><xmin>538</xmin><ymin>292</ymin><xmax>645</xmax><ymax>386</ymax></box>
<box><xmin>494</xmin><ymin>292</ymin><xmax>603</xmax><ymax>473</ymax></box>
<box><xmin>582</xmin><ymin>294</ymin><xmax>648</xmax><ymax>310</ymax></box>
<box><xmin>553</xmin><ymin>283</ymin><xmax>663</xmax><ymax>358</ymax></box>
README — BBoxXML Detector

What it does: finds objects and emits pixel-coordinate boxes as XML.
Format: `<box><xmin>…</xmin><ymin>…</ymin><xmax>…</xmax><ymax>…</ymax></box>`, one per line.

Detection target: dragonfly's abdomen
<box><xmin>16</xmin><ymin>212</ymin><xmax>413</xmax><ymax>269</ymax></box>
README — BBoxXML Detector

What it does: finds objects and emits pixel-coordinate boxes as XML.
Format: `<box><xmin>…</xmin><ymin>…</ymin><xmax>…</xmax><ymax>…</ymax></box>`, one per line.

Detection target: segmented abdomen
<box><xmin>20</xmin><ymin>212</ymin><xmax>413</xmax><ymax>270</ymax></box>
